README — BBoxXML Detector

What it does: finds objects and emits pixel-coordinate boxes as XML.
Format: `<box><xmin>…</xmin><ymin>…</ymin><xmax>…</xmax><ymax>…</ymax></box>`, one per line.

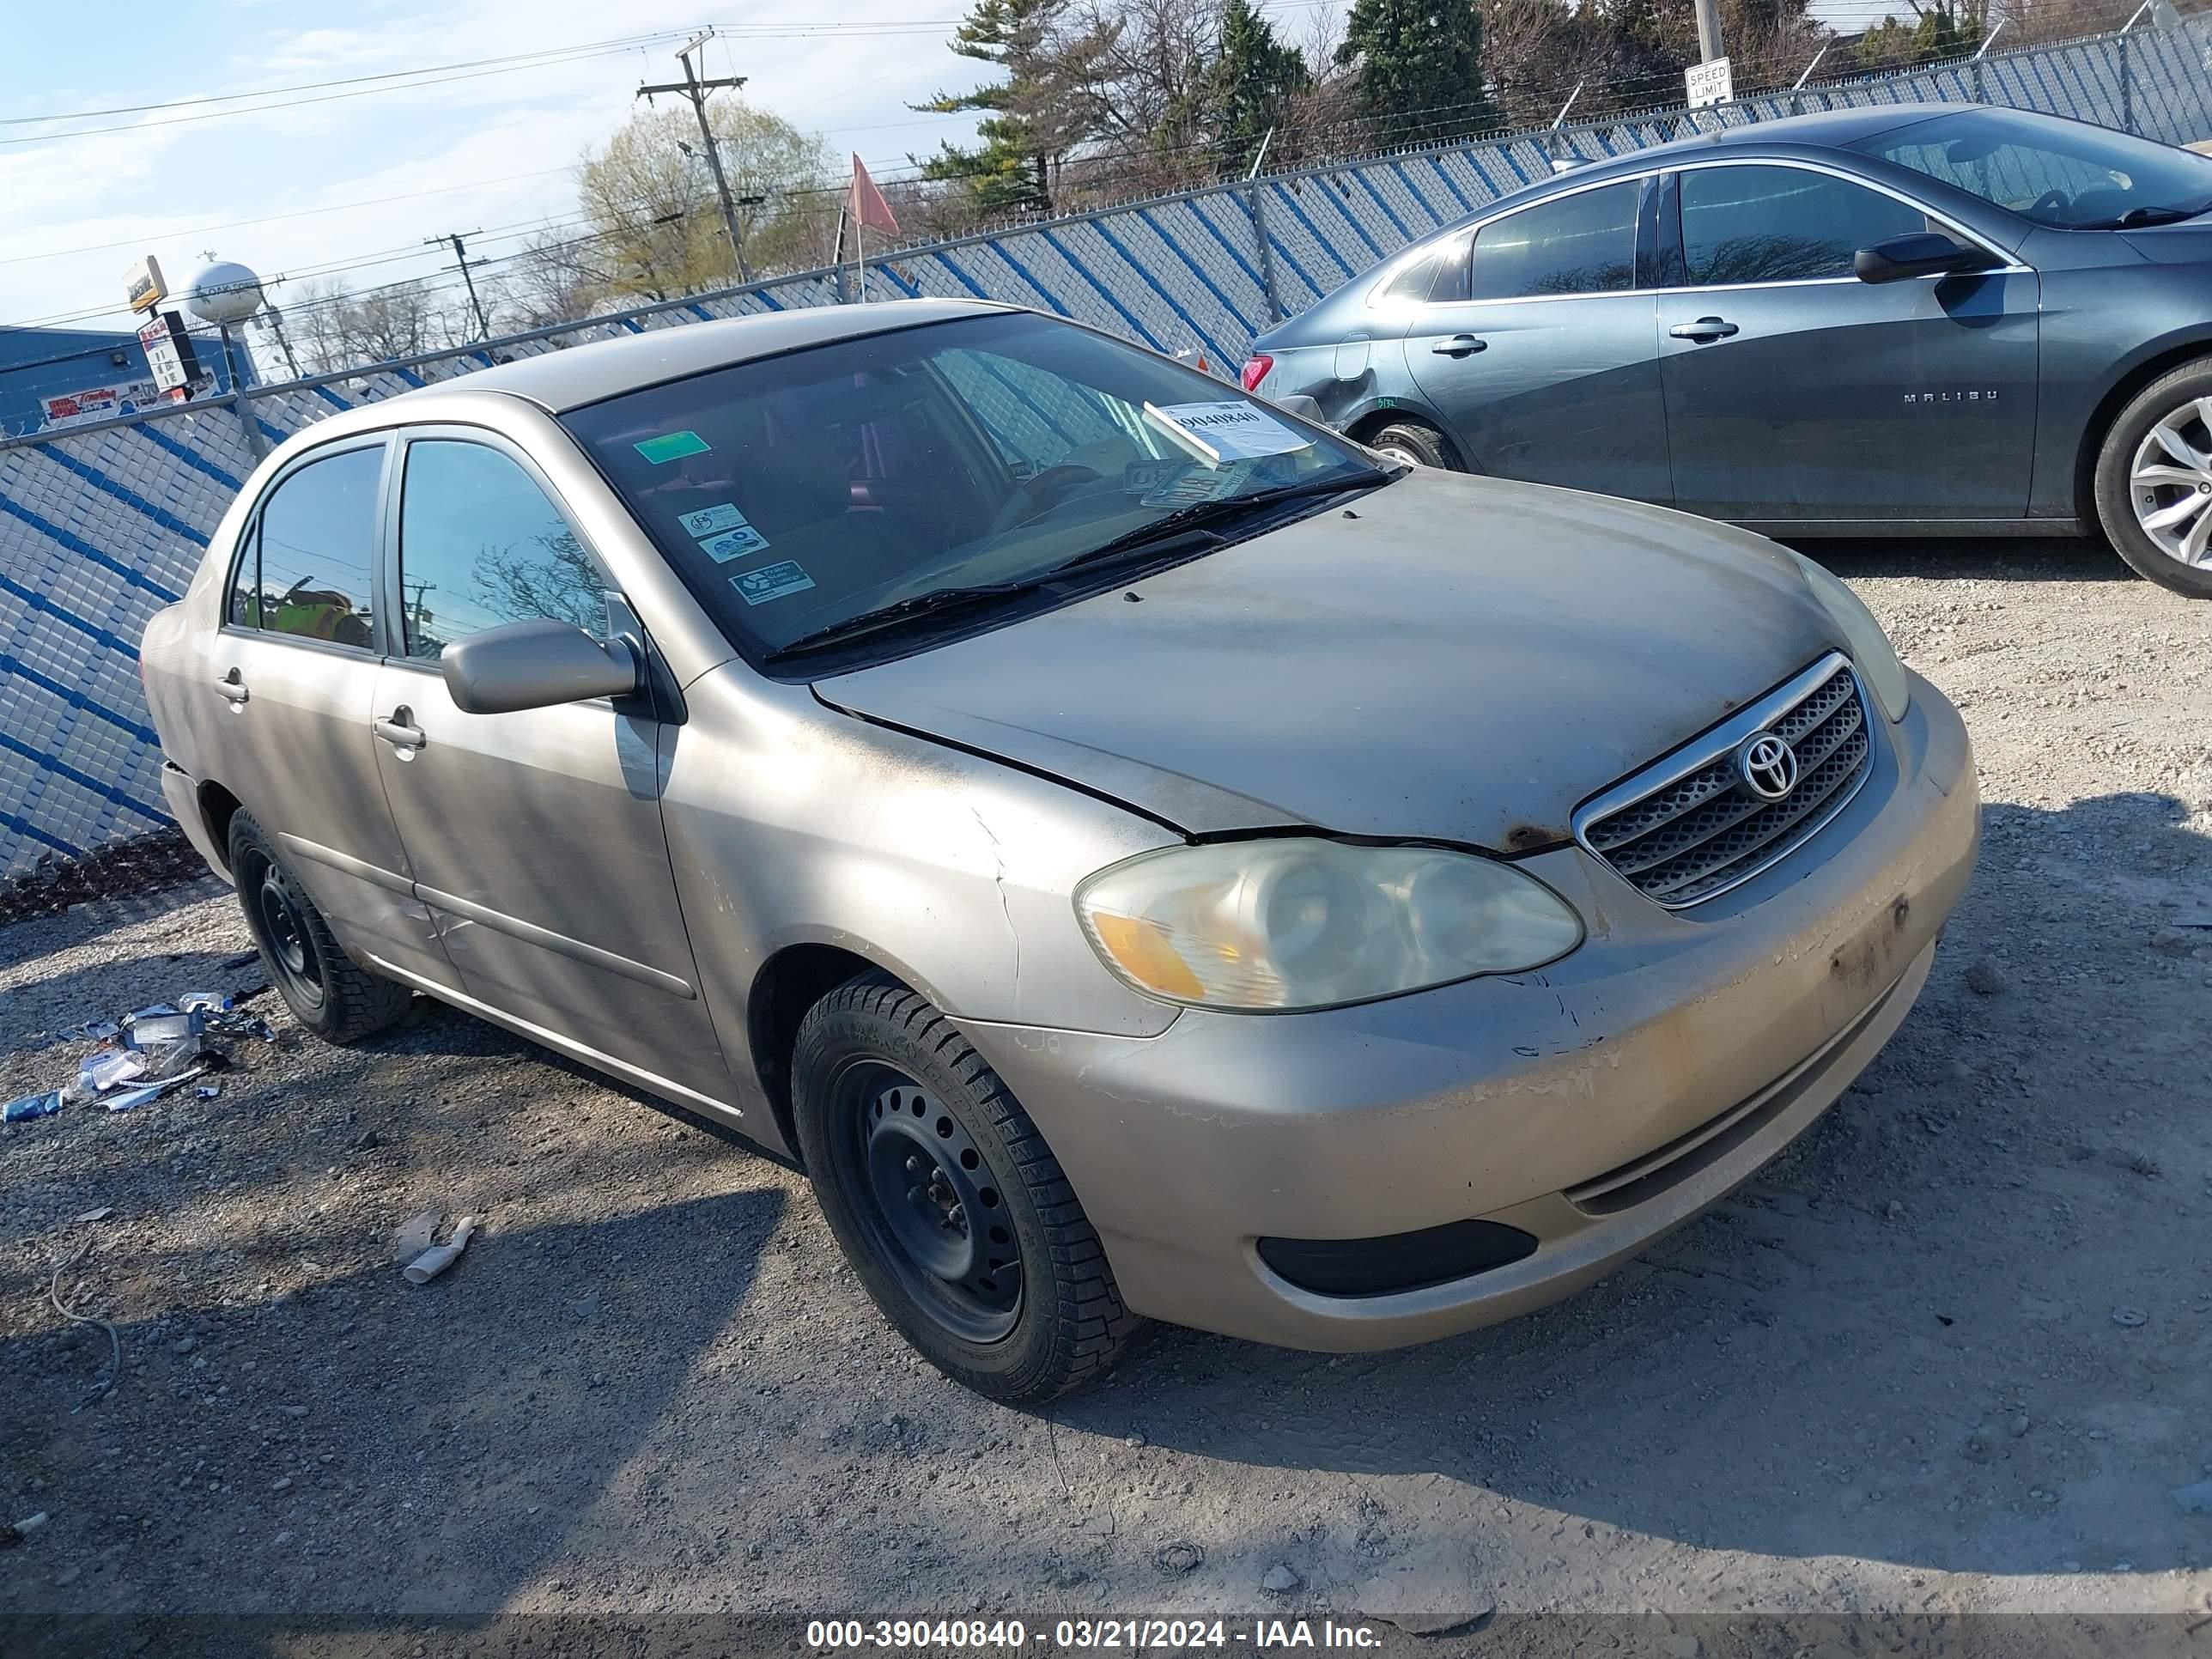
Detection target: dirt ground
<box><xmin>2</xmin><ymin>536</ymin><xmax>2209</xmax><ymax>1653</ymax></box>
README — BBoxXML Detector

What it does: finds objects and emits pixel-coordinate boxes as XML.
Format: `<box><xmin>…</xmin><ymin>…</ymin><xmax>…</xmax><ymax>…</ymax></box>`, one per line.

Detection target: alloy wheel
<box><xmin>2128</xmin><ymin>398</ymin><xmax>2212</xmax><ymax>568</ymax></box>
<box><xmin>842</xmin><ymin>1062</ymin><xmax>1022</xmax><ymax>1344</ymax></box>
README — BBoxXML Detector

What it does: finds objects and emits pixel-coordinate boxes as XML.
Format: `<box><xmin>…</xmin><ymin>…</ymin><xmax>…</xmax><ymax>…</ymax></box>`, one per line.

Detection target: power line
<box><xmin>0</xmin><ymin>167</ymin><xmax>582</xmax><ymax>269</ymax></box>
<box><xmin>0</xmin><ymin>31</ymin><xmax>692</xmax><ymax>128</ymax></box>
<box><xmin>0</xmin><ymin>43</ymin><xmax>670</xmax><ymax>150</ymax></box>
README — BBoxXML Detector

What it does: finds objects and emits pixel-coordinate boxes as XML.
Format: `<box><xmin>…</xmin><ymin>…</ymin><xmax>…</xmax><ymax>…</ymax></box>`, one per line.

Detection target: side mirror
<box><xmin>440</xmin><ymin>618</ymin><xmax>640</xmax><ymax>714</ymax></box>
<box><xmin>1273</xmin><ymin>392</ymin><xmax>1326</xmax><ymax>423</ymax></box>
<box><xmin>1853</xmin><ymin>231</ymin><xmax>1996</xmax><ymax>284</ymax></box>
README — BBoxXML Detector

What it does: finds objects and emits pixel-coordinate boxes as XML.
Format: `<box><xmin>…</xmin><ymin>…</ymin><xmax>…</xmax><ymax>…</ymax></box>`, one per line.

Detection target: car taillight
<box><xmin>1240</xmin><ymin>354</ymin><xmax>1273</xmax><ymax>393</ymax></box>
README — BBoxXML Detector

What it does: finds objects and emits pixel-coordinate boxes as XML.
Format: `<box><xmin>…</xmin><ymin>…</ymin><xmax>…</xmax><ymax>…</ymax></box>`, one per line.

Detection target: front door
<box><xmin>368</xmin><ymin>431</ymin><xmax>732</xmax><ymax>1108</ymax></box>
<box><xmin>212</xmin><ymin>437</ymin><xmax>459</xmax><ymax>992</ymax></box>
<box><xmin>1405</xmin><ymin>176</ymin><xmax>1673</xmax><ymax>502</ymax></box>
<box><xmin>1656</xmin><ymin>161</ymin><xmax>2040</xmax><ymax>524</ymax></box>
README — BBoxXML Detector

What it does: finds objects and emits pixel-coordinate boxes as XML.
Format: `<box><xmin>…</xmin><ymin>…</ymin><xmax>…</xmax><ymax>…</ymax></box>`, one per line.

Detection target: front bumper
<box><xmin>956</xmin><ymin>672</ymin><xmax>1978</xmax><ymax>1351</ymax></box>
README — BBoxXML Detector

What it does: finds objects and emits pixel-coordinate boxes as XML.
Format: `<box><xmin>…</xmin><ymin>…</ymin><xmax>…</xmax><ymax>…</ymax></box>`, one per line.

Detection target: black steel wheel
<box><xmin>793</xmin><ymin>972</ymin><xmax>1138</xmax><ymax>1403</ymax></box>
<box><xmin>227</xmin><ymin>811</ymin><xmax>413</xmax><ymax>1045</ymax></box>
<box><xmin>847</xmin><ymin>1064</ymin><xmax>1023</xmax><ymax>1343</ymax></box>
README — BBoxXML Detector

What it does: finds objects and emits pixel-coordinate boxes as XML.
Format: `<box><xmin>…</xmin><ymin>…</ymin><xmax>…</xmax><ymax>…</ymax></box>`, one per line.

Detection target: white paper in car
<box><xmin>1143</xmin><ymin>401</ymin><xmax>1311</xmax><ymax>465</ymax></box>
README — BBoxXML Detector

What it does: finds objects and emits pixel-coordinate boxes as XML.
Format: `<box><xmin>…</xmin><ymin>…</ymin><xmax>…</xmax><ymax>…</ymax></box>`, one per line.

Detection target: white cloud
<box><xmin>1</xmin><ymin>0</ymin><xmax>993</xmax><ymax>334</ymax></box>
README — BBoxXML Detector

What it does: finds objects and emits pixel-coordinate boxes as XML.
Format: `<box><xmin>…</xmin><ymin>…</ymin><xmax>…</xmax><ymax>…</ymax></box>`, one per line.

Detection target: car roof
<box><xmin>402</xmin><ymin>297</ymin><xmax>1018</xmax><ymax>414</ymax></box>
<box><xmin>1478</xmin><ymin>101</ymin><xmax>1972</xmax><ymax>207</ymax></box>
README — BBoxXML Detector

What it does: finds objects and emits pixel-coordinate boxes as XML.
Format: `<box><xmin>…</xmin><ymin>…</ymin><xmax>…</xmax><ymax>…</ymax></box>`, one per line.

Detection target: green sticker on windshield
<box><xmin>634</xmin><ymin>430</ymin><xmax>711</xmax><ymax>464</ymax></box>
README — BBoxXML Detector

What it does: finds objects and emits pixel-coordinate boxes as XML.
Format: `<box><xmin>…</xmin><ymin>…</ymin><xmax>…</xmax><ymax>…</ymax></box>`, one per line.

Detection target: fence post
<box><xmin>2121</xmin><ymin>33</ymin><xmax>2136</xmax><ymax>132</ymax></box>
<box><xmin>1243</xmin><ymin>181</ymin><xmax>1286</xmax><ymax>326</ymax></box>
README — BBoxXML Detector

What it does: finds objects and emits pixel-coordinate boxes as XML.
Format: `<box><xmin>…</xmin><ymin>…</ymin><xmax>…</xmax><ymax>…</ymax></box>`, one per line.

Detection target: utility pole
<box><xmin>426</xmin><ymin>231</ymin><xmax>492</xmax><ymax>340</ymax></box>
<box><xmin>1692</xmin><ymin>0</ymin><xmax>1725</xmax><ymax>63</ymax></box>
<box><xmin>638</xmin><ymin>31</ymin><xmax>753</xmax><ymax>283</ymax></box>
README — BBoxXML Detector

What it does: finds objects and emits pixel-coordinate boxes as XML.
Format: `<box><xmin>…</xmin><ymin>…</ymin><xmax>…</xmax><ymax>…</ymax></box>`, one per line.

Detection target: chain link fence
<box><xmin>4</xmin><ymin>16</ymin><xmax>2211</xmax><ymax>878</ymax></box>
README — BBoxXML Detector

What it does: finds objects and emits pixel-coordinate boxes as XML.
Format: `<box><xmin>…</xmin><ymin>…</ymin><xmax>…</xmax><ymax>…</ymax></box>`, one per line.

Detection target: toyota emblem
<box><xmin>1735</xmin><ymin>732</ymin><xmax>1799</xmax><ymax>801</ymax></box>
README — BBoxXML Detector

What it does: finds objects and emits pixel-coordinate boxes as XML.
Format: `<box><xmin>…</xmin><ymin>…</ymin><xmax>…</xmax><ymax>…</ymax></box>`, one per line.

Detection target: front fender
<box><xmin>659</xmin><ymin>665</ymin><xmax>1187</xmax><ymax>1120</ymax></box>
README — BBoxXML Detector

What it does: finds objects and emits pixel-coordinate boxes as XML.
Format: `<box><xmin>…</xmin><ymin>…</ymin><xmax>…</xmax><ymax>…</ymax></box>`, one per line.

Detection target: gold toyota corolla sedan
<box><xmin>141</xmin><ymin>301</ymin><xmax>1979</xmax><ymax>1401</ymax></box>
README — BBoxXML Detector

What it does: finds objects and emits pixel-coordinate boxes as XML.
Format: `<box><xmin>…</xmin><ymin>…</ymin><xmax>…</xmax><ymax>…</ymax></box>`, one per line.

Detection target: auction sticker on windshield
<box><xmin>731</xmin><ymin>561</ymin><xmax>816</xmax><ymax>605</ymax></box>
<box><xmin>634</xmin><ymin>430</ymin><xmax>712</xmax><ymax>464</ymax></box>
<box><xmin>699</xmin><ymin>522</ymin><xmax>772</xmax><ymax>562</ymax></box>
<box><xmin>679</xmin><ymin>502</ymin><xmax>750</xmax><ymax>537</ymax></box>
<box><xmin>1144</xmin><ymin>400</ymin><xmax>1310</xmax><ymax>465</ymax></box>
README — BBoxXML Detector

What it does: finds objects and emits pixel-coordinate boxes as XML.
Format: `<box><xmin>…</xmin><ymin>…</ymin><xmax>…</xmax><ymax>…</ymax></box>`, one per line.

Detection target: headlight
<box><xmin>1794</xmin><ymin>554</ymin><xmax>1909</xmax><ymax>721</ymax></box>
<box><xmin>1075</xmin><ymin>839</ymin><xmax>1583</xmax><ymax>1012</ymax></box>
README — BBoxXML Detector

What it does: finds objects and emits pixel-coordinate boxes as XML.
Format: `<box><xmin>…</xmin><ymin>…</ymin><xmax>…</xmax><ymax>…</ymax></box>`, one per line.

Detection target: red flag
<box><xmin>851</xmin><ymin>154</ymin><xmax>900</xmax><ymax>238</ymax></box>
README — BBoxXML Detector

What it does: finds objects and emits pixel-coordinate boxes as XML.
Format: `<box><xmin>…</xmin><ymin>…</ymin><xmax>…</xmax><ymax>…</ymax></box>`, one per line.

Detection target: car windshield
<box><xmin>1854</xmin><ymin>107</ymin><xmax>2212</xmax><ymax>229</ymax></box>
<box><xmin>560</xmin><ymin>311</ymin><xmax>1382</xmax><ymax>662</ymax></box>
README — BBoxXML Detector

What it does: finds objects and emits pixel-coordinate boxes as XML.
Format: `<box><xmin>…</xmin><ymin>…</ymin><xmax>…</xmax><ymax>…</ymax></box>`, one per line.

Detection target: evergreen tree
<box><xmin>1195</xmin><ymin>0</ymin><xmax>1312</xmax><ymax>175</ymax></box>
<box><xmin>915</xmin><ymin>0</ymin><xmax>1073</xmax><ymax>216</ymax></box>
<box><xmin>1336</xmin><ymin>0</ymin><xmax>1499</xmax><ymax>144</ymax></box>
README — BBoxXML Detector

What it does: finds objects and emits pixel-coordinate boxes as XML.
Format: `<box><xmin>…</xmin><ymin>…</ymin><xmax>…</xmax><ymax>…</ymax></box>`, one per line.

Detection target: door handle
<box><xmin>1431</xmin><ymin>334</ymin><xmax>1487</xmax><ymax>357</ymax></box>
<box><xmin>374</xmin><ymin>708</ymin><xmax>426</xmax><ymax>756</ymax></box>
<box><xmin>216</xmin><ymin>668</ymin><xmax>249</xmax><ymax>706</ymax></box>
<box><xmin>1669</xmin><ymin>317</ymin><xmax>1740</xmax><ymax>342</ymax></box>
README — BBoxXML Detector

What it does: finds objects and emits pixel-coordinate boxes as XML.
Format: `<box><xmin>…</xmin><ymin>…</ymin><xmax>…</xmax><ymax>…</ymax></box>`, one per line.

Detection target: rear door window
<box><xmin>243</xmin><ymin>446</ymin><xmax>385</xmax><ymax>649</ymax></box>
<box><xmin>1468</xmin><ymin>183</ymin><xmax>1639</xmax><ymax>300</ymax></box>
<box><xmin>1675</xmin><ymin>164</ymin><xmax>1930</xmax><ymax>285</ymax></box>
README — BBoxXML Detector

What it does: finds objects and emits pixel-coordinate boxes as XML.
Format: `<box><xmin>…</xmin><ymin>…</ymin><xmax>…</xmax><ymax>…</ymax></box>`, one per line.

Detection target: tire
<box><xmin>2092</xmin><ymin>359</ymin><xmax>2212</xmax><ymax>599</ymax></box>
<box><xmin>1367</xmin><ymin>420</ymin><xmax>1460</xmax><ymax>471</ymax></box>
<box><xmin>228</xmin><ymin>811</ymin><xmax>413</xmax><ymax>1044</ymax></box>
<box><xmin>792</xmin><ymin>972</ymin><xmax>1138</xmax><ymax>1403</ymax></box>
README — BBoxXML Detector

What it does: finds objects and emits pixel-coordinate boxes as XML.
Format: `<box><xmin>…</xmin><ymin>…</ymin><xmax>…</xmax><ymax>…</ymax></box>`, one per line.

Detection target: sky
<box><xmin>0</xmin><ymin>3</ymin><xmax>1115</xmax><ymax>360</ymax></box>
<box><xmin>0</xmin><ymin>0</ymin><xmax>1347</xmax><ymax>370</ymax></box>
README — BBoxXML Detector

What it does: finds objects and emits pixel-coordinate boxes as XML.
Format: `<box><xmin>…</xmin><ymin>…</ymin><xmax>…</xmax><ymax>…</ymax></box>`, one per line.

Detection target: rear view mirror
<box><xmin>441</xmin><ymin>619</ymin><xmax>640</xmax><ymax>714</ymax></box>
<box><xmin>1854</xmin><ymin>231</ymin><xmax>1997</xmax><ymax>283</ymax></box>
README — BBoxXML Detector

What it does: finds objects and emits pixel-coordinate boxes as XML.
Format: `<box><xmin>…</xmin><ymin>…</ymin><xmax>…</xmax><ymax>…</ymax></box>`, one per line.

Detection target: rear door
<box><xmin>366</xmin><ymin>428</ymin><xmax>733</xmax><ymax>1107</ymax></box>
<box><xmin>1656</xmin><ymin>160</ymin><xmax>2040</xmax><ymax>524</ymax></box>
<box><xmin>1404</xmin><ymin>176</ymin><xmax>1673</xmax><ymax>502</ymax></box>
<box><xmin>210</xmin><ymin>437</ymin><xmax>459</xmax><ymax>992</ymax></box>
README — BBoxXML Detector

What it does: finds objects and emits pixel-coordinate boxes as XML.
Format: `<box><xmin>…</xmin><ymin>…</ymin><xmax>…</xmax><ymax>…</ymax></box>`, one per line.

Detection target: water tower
<box><xmin>185</xmin><ymin>260</ymin><xmax>265</xmax><ymax>395</ymax></box>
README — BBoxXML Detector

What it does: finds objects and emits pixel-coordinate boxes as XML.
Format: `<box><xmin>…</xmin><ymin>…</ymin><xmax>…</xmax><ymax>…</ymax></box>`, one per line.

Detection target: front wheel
<box><xmin>2092</xmin><ymin>361</ymin><xmax>2212</xmax><ymax>599</ymax></box>
<box><xmin>792</xmin><ymin>973</ymin><xmax>1137</xmax><ymax>1403</ymax></box>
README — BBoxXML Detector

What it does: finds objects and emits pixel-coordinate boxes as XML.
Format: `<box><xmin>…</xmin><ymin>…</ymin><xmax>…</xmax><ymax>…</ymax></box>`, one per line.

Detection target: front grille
<box><xmin>1577</xmin><ymin>656</ymin><xmax>1875</xmax><ymax>908</ymax></box>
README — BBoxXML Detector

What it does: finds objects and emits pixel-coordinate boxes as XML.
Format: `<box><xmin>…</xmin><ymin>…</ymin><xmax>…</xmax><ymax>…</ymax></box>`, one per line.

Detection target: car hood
<box><xmin>816</xmin><ymin>471</ymin><xmax>1840</xmax><ymax>849</ymax></box>
<box><xmin>2119</xmin><ymin>221</ymin><xmax>2212</xmax><ymax>261</ymax></box>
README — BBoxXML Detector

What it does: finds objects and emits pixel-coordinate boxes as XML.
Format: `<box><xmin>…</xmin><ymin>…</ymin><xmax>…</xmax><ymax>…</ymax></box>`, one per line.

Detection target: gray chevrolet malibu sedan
<box><xmin>142</xmin><ymin>299</ymin><xmax>1978</xmax><ymax>1401</ymax></box>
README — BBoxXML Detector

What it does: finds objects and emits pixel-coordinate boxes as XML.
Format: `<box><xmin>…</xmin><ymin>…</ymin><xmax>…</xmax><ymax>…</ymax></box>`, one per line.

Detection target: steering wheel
<box><xmin>2027</xmin><ymin>186</ymin><xmax>2072</xmax><ymax>220</ymax></box>
<box><xmin>986</xmin><ymin>464</ymin><xmax>1103</xmax><ymax>538</ymax></box>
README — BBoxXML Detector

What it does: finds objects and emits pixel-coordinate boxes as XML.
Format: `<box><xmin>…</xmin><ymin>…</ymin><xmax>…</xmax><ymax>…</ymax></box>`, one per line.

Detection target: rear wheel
<box><xmin>793</xmin><ymin>972</ymin><xmax>1137</xmax><ymax>1403</ymax></box>
<box><xmin>1366</xmin><ymin>419</ymin><xmax>1460</xmax><ymax>471</ymax></box>
<box><xmin>228</xmin><ymin>811</ymin><xmax>412</xmax><ymax>1044</ymax></box>
<box><xmin>2093</xmin><ymin>360</ymin><xmax>2212</xmax><ymax>599</ymax></box>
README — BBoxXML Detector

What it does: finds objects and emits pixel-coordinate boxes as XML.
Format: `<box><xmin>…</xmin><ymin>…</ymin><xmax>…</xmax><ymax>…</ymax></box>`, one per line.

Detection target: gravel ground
<box><xmin>2</xmin><ymin>536</ymin><xmax>2209</xmax><ymax>1653</ymax></box>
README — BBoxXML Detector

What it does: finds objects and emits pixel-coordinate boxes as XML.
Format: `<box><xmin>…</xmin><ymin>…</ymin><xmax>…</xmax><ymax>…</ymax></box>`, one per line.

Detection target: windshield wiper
<box><xmin>763</xmin><ymin>466</ymin><xmax>1387</xmax><ymax>663</ymax></box>
<box><xmin>2080</xmin><ymin>199</ymin><xmax>2212</xmax><ymax>229</ymax></box>
<box><xmin>763</xmin><ymin>576</ymin><xmax>1060</xmax><ymax>660</ymax></box>
<box><xmin>1036</xmin><ymin>466</ymin><xmax>1389</xmax><ymax>581</ymax></box>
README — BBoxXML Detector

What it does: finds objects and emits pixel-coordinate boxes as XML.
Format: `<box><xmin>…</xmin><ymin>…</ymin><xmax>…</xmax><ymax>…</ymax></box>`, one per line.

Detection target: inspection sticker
<box><xmin>698</xmin><ymin>522</ymin><xmax>772</xmax><ymax>562</ymax></box>
<box><xmin>731</xmin><ymin>561</ymin><xmax>816</xmax><ymax>605</ymax></box>
<box><xmin>1122</xmin><ymin>459</ymin><xmax>1187</xmax><ymax>495</ymax></box>
<box><xmin>634</xmin><ymin>429</ymin><xmax>711</xmax><ymax>464</ymax></box>
<box><xmin>678</xmin><ymin>501</ymin><xmax>749</xmax><ymax>537</ymax></box>
<box><xmin>1143</xmin><ymin>400</ymin><xmax>1310</xmax><ymax>465</ymax></box>
<box><xmin>1141</xmin><ymin>459</ymin><xmax>1256</xmax><ymax>508</ymax></box>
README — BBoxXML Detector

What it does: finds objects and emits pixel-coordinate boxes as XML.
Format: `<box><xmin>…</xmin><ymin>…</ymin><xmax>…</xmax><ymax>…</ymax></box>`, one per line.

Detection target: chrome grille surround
<box><xmin>1573</xmin><ymin>653</ymin><xmax>1877</xmax><ymax>909</ymax></box>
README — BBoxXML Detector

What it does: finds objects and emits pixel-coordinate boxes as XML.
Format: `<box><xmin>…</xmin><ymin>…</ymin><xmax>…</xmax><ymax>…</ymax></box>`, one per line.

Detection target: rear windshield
<box><xmin>559</xmin><ymin>311</ymin><xmax>1376</xmax><ymax>660</ymax></box>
